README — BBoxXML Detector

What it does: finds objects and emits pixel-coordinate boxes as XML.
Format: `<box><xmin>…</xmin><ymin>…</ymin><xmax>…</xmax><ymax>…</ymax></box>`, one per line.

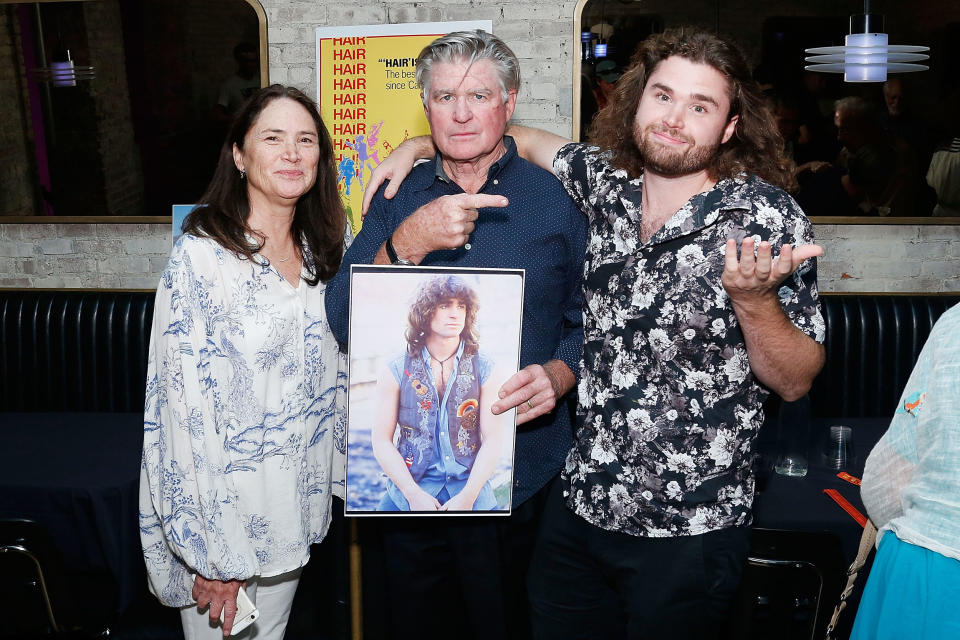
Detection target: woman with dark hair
<box><xmin>371</xmin><ymin>275</ymin><xmax>507</xmax><ymax>512</ymax></box>
<box><xmin>139</xmin><ymin>84</ymin><xmax>347</xmax><ymax>639</ymax></box>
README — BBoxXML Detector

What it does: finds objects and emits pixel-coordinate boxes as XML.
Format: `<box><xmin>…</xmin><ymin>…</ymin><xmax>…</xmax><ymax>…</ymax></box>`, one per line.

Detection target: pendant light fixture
<box><xmin>804</xmin><ymin>0</ymin><xmax>928</xmax><ymax>83</ymax></box>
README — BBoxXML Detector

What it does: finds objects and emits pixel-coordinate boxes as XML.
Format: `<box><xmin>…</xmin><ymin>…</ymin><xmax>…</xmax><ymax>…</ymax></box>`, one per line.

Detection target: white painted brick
<box><xmin>76</xmin><ymin>238</ymin><xmax>125</xmax><ymax>255</ymax></box>
<box><xmin>920</xmin><ymin>261</ymin><xmax>960</xmax><ymax>277</ymax></box>
<box><xmin>507</xmin><ymin>41</ymin><xmax>534</xmax><ymax>59</ymax></box>
<box><xmin>98</xmin><ymin>255</ymin><xmax>151</xmax><ymax>274</ymax></box>
<box><xmin>281</xmin><ymin>44</ymin><xmax>316</xmax><ymax>64</ymax></box>
<box><xmin>95</xmin><ymin>223</ymin><xmax>149</xmax><ymax>237</ymax></box>
<box><xmin>120</xmin><ymin>236</ymin><xmax>173</xmax><ymax>256</ymax></box>
<box><xmin>55</xmin><ymin>224</ymin><xmax>98</xmax><ymax>239</ymax></box>
<box><xmin>289</xmin><ymin>66</ymin><xmax>314</xmax><ymax>85</ymax></box>
<box><xmin>18</xmin><ymin>224</ymin><xmax>55</xmax><ymax>240</ymax></box>
<box><xmin>497</xmin><ymin>4</ymin><xmax>563</xmax><ymax>20</ymax></box>
<box><xmin>530</xmin><ymin>82</ymin><xmax>558</xmax><ymax>101</ymax></box>
<box><xmin>269</xmin><ymin>26</ymin><xmax>298</xmax><ymax>44</ymax></box>
<box><xmin>55</xmin><ymin>257</ymin><xmax>98</xmax><ymax>273</ymax></box>
<box><xmin>493</xmin><ymin>21</ymin><xmax>533</xmax><ymax>41</ymax></box>
<box><xmin>150</xmin><ymin>256</ymin><xmax>171</xmax><ymax>273</ymax></box>
<box><xmin>386</xmin><ymin>6</ymin><xmax>443</xmax><ymax>24</ymax></box>
<box><xmin>0</xmin><ymin>275</ymin><xmax>31</xmax><ymax>287</ymax></box>
<box><xmin>0</xmin><ymin>240</ymin><xmax>33</xmax><ymax>258</ymax></box>
<box><xmin>29</xmin><ymin>275</ymin><xmax>84</xmax><ymax>288</ymax></box>
<box><xmin>909</xmin><ymin>241</ymin><xmax>959</xmax><ymax>259</ymax></box>
<box><xmin>512</xmin><ymin>102</ymin><xmax>557</xmax><ymax>121</ymax></box>
<box><xmin>37</xmin><ymin>238</ymin><xmax>76</xmax><ymax>255</ymax></box>
<box><xmin>557</xmin><ymin>87</ymin><xmax>573</xmax><ymax>120</ymax></box>
<box><xmin>119</xmin><ymin>275</ymin><xmax>161</xmax><ymax>289</ymax></box>
<box><xmin>0</xmin><ymin>257</ymin><xmax>19</xmax><ymax>274</ymax></box>
<box><xmin>98</xmin><ymin>274</ymin><xmax>122</xmax><ymax>288</ymax></box>
<box><xmin>327</xmin><ymin>5</ymin><xmax>389</xmax><ymax>25</ymax></box>
<box><xmin>531</xmin><ymin>21</ymin><xmax>574</xmax><ymax>39</ymax></box>
<box><xmin>918</xmin><ymin>226</ymin><xmax>960</xmax><ymax>242</ymax></box>
<box><xmin>270</xmin><ymin>66</ymin><xmax>290</xmax><ymax>84</ymax></box>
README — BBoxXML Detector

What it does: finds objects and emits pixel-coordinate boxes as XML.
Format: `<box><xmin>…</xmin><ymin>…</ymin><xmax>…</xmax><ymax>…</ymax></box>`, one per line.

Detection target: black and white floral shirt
<box><xmin>555</xmin><ymin>144</ymin><xmax>825</xmax><ymax>538</ymax></box>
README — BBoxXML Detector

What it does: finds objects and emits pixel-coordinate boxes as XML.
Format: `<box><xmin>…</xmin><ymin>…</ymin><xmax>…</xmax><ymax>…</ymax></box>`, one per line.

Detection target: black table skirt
<box><xmin>0</xmin><ymin>411</ymin><xmax>145</xmax><ymax>612</ymax></box>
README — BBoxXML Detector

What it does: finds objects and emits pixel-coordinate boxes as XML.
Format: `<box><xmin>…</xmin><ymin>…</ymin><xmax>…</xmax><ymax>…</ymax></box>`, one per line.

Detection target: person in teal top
<box><xmin>372</xmin><ymin>275</ymin><xmax>506</xmax><ymax>512</ymax></box>
<box><xmin>852</xmin><ymin>303</ymin><xmax>960</xmax><ymax>639</ymax></box>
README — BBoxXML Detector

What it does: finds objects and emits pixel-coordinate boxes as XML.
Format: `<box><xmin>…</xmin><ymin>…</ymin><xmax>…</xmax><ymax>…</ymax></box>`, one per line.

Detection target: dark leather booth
<box><xmin>5</xmin><ymin>289</ymin><xmax>956</xmax><ymax>416</ymax></box>
<box><xmin>0</xmin><ymin>290</ymin><xmax>154</xmax><ymax>412</ymax></box>
<box><xmin>810</xmin><ymin>294</ymin><xmax>960</xmax><ymax>418</ymax></box>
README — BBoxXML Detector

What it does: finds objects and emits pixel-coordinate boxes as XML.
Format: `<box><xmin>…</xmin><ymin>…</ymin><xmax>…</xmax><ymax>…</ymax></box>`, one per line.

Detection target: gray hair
<box><xmin>416</xmin><ymin>30</ymin><xmax>520</xmax><ymax>105</ymax></box>
<box><xmin>834</xmin><ymin>96</ymin><xmax>877</xmax><ymax>125</ymax></box>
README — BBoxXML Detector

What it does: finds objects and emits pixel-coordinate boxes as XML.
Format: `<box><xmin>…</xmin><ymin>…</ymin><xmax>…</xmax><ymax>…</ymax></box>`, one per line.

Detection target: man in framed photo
<box><xmin>325</xmin><ymin>29</ymin><xmax>588</xmax><ymax>639</ymax></box>
<box><xmin>371</xmin><ymin>274</ymin><xmax>508</xmax><ymax>513</ymax></box>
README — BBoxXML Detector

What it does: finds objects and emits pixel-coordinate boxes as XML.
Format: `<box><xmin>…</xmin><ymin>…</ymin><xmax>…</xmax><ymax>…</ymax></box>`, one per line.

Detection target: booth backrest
<box><xmin>0</xmin><ymin>290</ymin><xmax>154</xmax><ymax>412</ymax></box>
<box><xmin>0</xmin><ymin>290</ymin><xmax>957</xmax><ymax>416</ymax></box>
<box><xmin>811</xmin><ymin>294</ymin><xmax>960</xmax><ymax>418</ymax></box>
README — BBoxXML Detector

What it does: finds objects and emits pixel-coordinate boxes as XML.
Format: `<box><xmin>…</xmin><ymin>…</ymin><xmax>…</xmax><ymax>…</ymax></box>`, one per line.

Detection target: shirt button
<box><xmin>464</xmin><ymin>243</ymin><xmax>472</xmax><ymax>250</ymax></box>
<box><xmin>619</xmin><ymin>294</ymin><xmax>626</xmax><ymax>301</ymax></box>
<box><xmin>493</xmin><ymin>179</ymin><xmax>499</xmax><ymax>185</ymax></box>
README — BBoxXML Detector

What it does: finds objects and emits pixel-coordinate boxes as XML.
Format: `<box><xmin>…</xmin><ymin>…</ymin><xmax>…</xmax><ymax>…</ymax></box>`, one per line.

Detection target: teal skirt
<box><xmin>851</xmin><ymin>530</ymin><xmax>960</xmax><ymax>640</ymax></box>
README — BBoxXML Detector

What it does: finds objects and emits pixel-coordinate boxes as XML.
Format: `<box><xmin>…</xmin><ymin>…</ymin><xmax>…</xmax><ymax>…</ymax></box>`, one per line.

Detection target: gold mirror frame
<box><xmin>0</xmin><ymin>0</ymin><xmax>268</xmax><ymax>225</ymax></box>
<box><xmin>570</xmin><ymin>0</ymin><xmax>960</xmax><ymax>226</ymax></box>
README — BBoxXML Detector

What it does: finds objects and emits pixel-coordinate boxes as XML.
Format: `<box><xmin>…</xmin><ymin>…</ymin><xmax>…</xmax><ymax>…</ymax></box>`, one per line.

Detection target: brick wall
<box><xmin>1</xmin><ymin>221</ymin><xmax>957</xmax><ymax>293</ymax></box>
<box><xmin>0</xmin><ymin>222</ymin><xmax>169</xmax><ymax>289</ymax></box>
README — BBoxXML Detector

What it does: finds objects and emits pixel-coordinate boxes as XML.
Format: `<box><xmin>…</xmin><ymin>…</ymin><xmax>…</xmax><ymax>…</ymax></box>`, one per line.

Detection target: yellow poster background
<box><xmin>316</xmin><ymin>22</ymin><xmax>490</xmax><ymax>234</ymax></box>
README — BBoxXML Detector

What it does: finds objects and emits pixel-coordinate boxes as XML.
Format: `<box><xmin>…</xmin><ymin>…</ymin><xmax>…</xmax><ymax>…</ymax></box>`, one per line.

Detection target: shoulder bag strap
<box><xmin>824</xmin><ymin>519</ymin><xmax>878</xmax><ymax>639</ymax></box>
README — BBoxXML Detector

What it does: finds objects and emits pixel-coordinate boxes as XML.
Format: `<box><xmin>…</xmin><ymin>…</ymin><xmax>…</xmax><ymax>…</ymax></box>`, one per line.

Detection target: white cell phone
<box><xmin>220</xmin><ymin>585</ymin><xmax>259</xmax><ymax>636</ymax></box>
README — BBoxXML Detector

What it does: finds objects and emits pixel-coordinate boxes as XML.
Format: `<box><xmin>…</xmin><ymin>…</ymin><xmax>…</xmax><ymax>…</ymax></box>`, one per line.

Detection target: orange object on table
<box><xmin>823</xmin><ymin>488</ymin><xmax>868</xmax><ymax>527</ymax></box>
<box><xmin>837</xmin><ymin>471</ymin><xmax>861</xmax><ymax>486</ymax></box>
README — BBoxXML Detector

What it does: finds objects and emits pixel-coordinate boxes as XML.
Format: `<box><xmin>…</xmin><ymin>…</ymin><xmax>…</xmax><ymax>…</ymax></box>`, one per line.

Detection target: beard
<box><xmin>633</xmin><ymin>122</ymin><xmax>721</xmax><ymax>177</ymax></box>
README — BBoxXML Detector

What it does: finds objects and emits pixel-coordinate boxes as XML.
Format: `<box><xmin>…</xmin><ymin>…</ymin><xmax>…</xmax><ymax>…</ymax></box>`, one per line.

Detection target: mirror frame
<box><xmin>569</xmin><ymin>0</ymin><xmax>960</xmax><ymax>226</ymax></box>
<box><xmin>0</xmin><ymin>0</ymin><xmax>268</xmax><ymax>224</ymax></box>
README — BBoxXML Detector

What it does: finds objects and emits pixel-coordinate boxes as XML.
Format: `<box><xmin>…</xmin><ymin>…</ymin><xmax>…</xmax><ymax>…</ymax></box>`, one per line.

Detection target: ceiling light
<box><xmin>804</xmin><ymin>1</ymin><xmax>928</xmax><ymax>83</ymax></box>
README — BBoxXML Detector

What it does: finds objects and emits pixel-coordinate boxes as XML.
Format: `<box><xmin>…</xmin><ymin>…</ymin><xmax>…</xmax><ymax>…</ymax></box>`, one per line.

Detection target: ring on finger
<box><xmin>526</xmin><ymin>399</ymin><xmax>534</xmax><ymax>410</ymax></box>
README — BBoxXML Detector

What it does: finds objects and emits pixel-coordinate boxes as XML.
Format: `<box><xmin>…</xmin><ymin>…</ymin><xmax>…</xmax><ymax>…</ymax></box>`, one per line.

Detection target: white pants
<box><xmin>180</xmin><ymin>568</ymin><xmax>303</xmax><ymax>640</ymax></box>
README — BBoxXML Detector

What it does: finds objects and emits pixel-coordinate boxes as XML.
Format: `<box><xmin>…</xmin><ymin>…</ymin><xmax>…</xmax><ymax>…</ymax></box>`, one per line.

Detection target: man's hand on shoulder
<box><xmin>721</xmin><ymin>237</ymin><xmax>823</xmax><ymax>311</ymax></box>
<box><xmin>492</xmin><ymin>360</ymin><xmax>575</xmax><ymax>426</ymax></box>
<box><xmin>391</xmin><ymin>193</ymin><xmax>508</xmax><ymax>264</ymax></box>
<box><xmin>361</xmin><ymin>136</ymin><xmax>436</xmax><ymax>217</ymax></box>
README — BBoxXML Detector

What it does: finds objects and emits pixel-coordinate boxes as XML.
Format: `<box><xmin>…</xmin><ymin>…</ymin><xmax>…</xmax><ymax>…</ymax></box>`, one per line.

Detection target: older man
<box><xmin>325</xmin><ymin>30</ymin><xmax>587</xmax><ymax>639</ymax></box>
<box><xmin>370</xmin><ymin>27</ymin><xmax>827</xmax><ymax>640</ymax></box>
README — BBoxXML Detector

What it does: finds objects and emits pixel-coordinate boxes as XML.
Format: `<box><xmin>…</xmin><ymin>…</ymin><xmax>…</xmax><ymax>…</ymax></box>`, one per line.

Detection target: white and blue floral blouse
<box><xmin>139</xmin><ymin>234</ymin><xmax>346</xmax><ymax>607</ymax></box>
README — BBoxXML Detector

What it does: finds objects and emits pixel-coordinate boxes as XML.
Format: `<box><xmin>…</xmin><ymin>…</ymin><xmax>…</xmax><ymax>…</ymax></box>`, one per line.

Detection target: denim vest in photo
<box><xmin>396</xmin><ymin>345</ymin><xmax>482</xmax><ymax>482</ymax></box>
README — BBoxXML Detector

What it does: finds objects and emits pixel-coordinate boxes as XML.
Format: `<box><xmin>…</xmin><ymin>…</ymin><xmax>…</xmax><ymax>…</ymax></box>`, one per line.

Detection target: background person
<box><xmin>214</xmin><ymin>42</ymin><xmax>261</xmax><ymax>123</ymax></box>
<box><xmin>139</xmin><ymin>84</ymin><xmax>347</xmax><ymax>639</ymax></box>
<box><xmin>851</xmin><ymin>303</ymin><xmax>960</xmax><ymax>640</ymax></box>
<box><xmin>372</xmin><ymin>275</ymin><xmax>507</xmax><ymax>512</ymax></box>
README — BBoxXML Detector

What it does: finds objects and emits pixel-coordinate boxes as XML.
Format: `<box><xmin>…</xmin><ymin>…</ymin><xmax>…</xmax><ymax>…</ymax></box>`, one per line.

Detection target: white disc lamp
<box><xmin>804</xmin><ymin>1</ymin><xmax>928</xmax><ymax>83</ymax></box>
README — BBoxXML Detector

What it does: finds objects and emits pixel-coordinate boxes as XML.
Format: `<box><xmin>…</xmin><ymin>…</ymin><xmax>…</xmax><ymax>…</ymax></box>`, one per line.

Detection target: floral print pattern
<box><xmin>139</xmin><ymin>234</ymin><xmax>346</xmax><ymax>606</ymax></box>
<box><xmin>555</xmin><ymin>144</ymin><xmax>824</xmax><ymax>538</ymax></box>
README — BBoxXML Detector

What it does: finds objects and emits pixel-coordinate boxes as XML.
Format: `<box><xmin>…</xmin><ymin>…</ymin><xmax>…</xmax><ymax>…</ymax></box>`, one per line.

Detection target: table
<box><xmin>0</xmin><ymin>412</ymin><xmax>145</xmax><ymax>613</ymax></box>
<box><xmin>753</xmin><ymin>416</ymin><xmax>886</xmax><ymax>563</ymax></box>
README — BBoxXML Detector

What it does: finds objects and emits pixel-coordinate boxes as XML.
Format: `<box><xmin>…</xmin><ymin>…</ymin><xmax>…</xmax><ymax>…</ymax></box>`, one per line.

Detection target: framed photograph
<box><xmin>345</xmin><ymin>265</ymin><xmax>524</xmax><ymax>516</ymax></box>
